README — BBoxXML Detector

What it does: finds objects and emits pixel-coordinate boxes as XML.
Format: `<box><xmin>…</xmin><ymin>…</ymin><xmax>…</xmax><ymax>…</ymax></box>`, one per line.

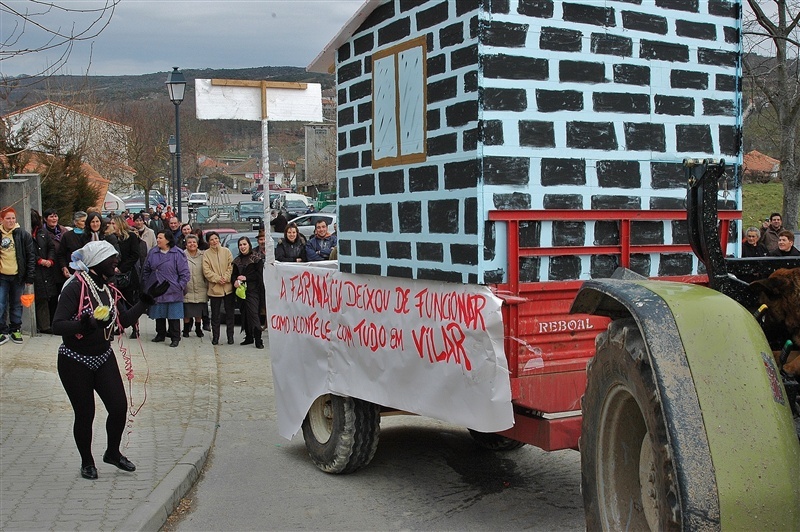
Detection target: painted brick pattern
<box><xmin>334</xmin><ymin>0</ymin><xmax>741</xmax><ymax>282</ymax></box>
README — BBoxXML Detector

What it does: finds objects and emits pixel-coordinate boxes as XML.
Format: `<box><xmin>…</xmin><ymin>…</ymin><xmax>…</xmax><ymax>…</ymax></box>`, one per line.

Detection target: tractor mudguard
<box><xmin>572</xmin><ymin>278</ymin><xmax>800</xmax><ymax>531</ymax></box>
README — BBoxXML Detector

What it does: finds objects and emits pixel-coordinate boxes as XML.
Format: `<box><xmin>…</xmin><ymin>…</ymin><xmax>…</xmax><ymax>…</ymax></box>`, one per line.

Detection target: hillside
<box><xmin>2</xmin><ymin>66</ymin><xmax>334</xmax><ymax>111</ymax></box>
<box><xmin>2</xmin><ymin>66</ymin><xmax>335</xmax><ymax>175</ymax></box>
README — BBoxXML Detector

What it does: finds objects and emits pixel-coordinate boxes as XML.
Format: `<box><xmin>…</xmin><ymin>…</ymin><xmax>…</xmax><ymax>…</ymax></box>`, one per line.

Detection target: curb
<box><xmin>119</xmin><ymin>444</ymin><xmax>213</xmax><ymax>531</ymax></box>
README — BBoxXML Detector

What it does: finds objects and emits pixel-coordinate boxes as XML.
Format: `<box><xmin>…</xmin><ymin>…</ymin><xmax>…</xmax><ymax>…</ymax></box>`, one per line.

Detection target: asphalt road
<box><xmin>164</xmin><ymin>336</ymin><xmax>585</xmax><ymax>531</ymax></box>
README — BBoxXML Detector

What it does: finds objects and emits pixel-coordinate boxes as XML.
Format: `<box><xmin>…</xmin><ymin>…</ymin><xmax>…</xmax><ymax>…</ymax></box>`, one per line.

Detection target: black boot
<box><xmin>154</xmin><ymin>318</ymin><xmax>167</xmax><ymax>342</ymax></box>
<box><xmin>183</xmin><ymin>322</ymin><xmax>192</xmax><ymax>338</ymax></box>
<box><xmin>195</xmin><ymin>322</ymin><xmax>204</xmax><ymax>337</ymax></box>
<box><xmin>241</xmin><ymin>336</ymin><xmax>254</xmax><ymax>346</ymax></box>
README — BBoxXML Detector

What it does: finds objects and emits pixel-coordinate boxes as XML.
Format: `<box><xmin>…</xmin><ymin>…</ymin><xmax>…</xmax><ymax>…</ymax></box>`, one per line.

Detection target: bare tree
<box><xmin>108</xmin><ymin>100</ymin><xmax>172</xmax><ymax>210</ymax></box>
<box><xmin>0</xmin><ymin>116</ymin><xmax>33</xmax><ymax>178</ymax></box>
<box><xmin>744</xmin><ymin>0</ymin><xmax>800</xmax><ymax>229</ymax></box>
<box><xmin>302</xmin><ymin>123</ymin><xmax>336</xmax><ymax>196</ymax></box>
<box><xmin>1</xmin><ymin>94</ymin><xmax>107</xmax><ymax>218</ymax></box>
<box><xmin>0</xmin><ymin>0</ymin><xmax>119</xmax><ymax>85</ymax></box>
<box><xmin>176</xmin><ymin>101</ymin><xmax>226</xmax><ymax>192</ymax></box>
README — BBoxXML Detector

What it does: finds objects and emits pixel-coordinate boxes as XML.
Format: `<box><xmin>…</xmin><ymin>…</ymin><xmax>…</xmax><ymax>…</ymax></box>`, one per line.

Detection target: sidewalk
<box><xmin>0</xmin><ymin>320</ymin><xmax>219</xmax><ymax>531</ymax></box>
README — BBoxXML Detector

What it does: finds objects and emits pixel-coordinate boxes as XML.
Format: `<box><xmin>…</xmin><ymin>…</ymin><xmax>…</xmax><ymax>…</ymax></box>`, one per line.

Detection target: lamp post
<box><xmin>168</xmin><ymin>134</ymin><xmax>176</xmax><ymax>211</ymax></box>
<box><xmin>165</xmin><ymin>66</ymin><xmax>186</xmax><ymax>221</ymax></box>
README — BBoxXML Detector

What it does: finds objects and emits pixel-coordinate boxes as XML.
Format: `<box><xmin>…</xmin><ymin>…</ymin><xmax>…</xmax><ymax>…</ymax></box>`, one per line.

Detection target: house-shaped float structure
<box><xmin>309</xmin><ymin>0</ymin><xmax>742</xmax><ymax>283</ymax></box>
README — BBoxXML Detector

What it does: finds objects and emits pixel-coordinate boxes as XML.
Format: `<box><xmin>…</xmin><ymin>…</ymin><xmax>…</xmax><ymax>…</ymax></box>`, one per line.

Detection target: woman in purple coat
<box><xmin>140</xmin><ymin>230</ymin><xmax>189</xmax><ymax>347</ymax></box>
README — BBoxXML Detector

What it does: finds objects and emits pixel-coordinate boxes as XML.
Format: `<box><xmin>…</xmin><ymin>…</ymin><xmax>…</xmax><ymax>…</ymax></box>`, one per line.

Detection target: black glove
<box><xmin>140</xmin><ymin>280</ymin><xmax>170</xmax><ymax>306</ymax></box>
<box><xmin>80</xmin><ymin>313</ymin><xmax>98</xmax><ymax>332</ymax></box>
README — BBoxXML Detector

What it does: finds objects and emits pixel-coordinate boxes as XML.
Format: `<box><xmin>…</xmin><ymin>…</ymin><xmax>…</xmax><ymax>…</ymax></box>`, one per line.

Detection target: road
<box><xmin>164</xmin><ymin>336</ymin><xmax>585</xmax><ymax>531</ymax></box>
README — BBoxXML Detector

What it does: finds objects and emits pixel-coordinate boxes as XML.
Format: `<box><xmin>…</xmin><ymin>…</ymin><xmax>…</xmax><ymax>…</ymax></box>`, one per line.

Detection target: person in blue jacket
<box><xmin>305</xmin><ymin>219</ymin><xmax>337</xmax><ymax>261</ymax></box>
<box><xmin>140</xmin><ymin>230</ymin><xmax>190</xmax><ymax>347</ymax></box>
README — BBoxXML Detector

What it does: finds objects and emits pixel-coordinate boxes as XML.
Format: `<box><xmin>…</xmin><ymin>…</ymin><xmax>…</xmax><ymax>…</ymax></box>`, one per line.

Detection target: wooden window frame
<box><xmin>371</xmin><ymin>36</ymin><xmax>428</xmax><ymax>169</ymax></box>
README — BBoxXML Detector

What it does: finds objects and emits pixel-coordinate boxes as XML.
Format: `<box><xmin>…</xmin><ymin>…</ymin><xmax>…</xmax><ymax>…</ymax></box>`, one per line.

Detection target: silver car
<box><xmin>285</xmin><ymin>213</ymin><xmax>337</xmax><ymax>239</ymax></box>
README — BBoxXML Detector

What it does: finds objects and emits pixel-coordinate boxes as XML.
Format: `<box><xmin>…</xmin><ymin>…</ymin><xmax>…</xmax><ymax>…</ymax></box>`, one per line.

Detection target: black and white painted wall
<box><xmin>312</xmin><ymin>0</ymin><xmax>742</xmax><ymax>284</ymax></box>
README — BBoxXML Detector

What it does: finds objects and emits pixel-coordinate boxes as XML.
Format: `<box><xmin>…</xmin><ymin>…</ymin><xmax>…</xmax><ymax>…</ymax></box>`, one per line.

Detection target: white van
<box><xmin>103</xmin><ymin>191</ymin><xmax>126</xmax><ymax>214</ymax></box>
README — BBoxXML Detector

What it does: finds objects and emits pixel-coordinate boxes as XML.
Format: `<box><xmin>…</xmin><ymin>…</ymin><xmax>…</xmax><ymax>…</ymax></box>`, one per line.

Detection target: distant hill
<box><xmin>1</xmin><ymin>66</ymin><xmax>336</xmax><ymax>173</ymax></box>
<box><xmin>2</xmin><ymin>66</ymin><xmax>334</xmax><ymax>113</ymax></box>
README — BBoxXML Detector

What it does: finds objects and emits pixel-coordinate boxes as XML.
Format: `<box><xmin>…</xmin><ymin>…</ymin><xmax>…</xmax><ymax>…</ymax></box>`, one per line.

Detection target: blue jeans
<box><xmin>0</xmin><ymin>274</ymin><xmax>24</xmax><ymax>333</ymax></box>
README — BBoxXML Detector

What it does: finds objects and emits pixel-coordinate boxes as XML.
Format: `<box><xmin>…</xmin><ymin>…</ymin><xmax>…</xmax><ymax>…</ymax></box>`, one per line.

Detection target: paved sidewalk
<box><xmin>0</xmin><ymin>320</ymin><xmax>219</xmax><ymax>531</ymax></box>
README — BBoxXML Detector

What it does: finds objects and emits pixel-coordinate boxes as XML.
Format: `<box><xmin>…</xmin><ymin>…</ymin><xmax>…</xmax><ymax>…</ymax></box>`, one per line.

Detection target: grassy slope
<box><xmin>741</xmin><ymin>183</ymin><xmax>787</xmax><ymax>232</ymax></box>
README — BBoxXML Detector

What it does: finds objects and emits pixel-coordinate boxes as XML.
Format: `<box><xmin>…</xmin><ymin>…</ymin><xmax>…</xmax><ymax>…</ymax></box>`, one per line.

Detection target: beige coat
<box><xmin>202</xmin><ymin>245</ymin><xmax>233</xmax><ymax>297</ymax></box>
<box><xmin>184</xmin><ymin>249</ymin><xmax>209</xmax><ymax>303</ymax></box>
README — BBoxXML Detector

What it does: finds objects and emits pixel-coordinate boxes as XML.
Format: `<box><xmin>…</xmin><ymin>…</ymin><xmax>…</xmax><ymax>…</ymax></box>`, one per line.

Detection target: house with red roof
<box><xmin>743</xmin><ymin>150</ymin><xmax>780</xmax><ymax>183</ymax></box>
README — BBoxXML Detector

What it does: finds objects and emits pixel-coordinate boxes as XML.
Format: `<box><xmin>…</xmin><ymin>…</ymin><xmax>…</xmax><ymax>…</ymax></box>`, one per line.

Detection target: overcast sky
<box><xmin>1</xmin><ymin>0</ymin><xmax>365</xmax><ymax>77</ymax></box>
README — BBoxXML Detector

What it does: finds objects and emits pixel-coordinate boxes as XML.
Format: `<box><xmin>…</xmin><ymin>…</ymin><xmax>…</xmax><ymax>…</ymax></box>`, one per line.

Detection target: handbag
<box><xmin>235</xmin><ymin>282</ymin><xmax>247</xmax><ymax>299</ymax></box>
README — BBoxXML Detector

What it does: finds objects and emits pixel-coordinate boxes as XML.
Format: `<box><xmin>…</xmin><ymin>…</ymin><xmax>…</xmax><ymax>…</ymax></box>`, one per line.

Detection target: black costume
<box><xmin>51</xmin><ymin>248</ymin><xmax>165</xmax><ymax>480</ymax></box>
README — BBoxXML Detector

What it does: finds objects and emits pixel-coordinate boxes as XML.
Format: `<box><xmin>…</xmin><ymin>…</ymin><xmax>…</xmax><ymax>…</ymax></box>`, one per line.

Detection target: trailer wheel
<box><xmin>580</xmin><ymin>318</ymin><xmax>681</xmax><ymax>531</ymax></box>
<box><xmin>467</xmin><ymin>429</ymin><xmax>525</xmax><ymax>451</ymax></box>
<box><xmin>301</xmin><ymin>394</ymin><xmax>380</xmax><ymax>474</ymax></box>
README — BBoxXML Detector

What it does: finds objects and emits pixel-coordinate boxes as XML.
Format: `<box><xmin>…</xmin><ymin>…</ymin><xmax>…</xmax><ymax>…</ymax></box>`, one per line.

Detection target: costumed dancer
<box><xmin>51</xmin><ymin>241</ymin><xmax>168</xmax><ymax>480</ymax></box>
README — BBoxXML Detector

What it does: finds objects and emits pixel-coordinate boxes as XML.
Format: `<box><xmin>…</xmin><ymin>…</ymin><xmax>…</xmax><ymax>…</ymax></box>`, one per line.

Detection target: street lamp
<box><xmin>168</xmin><ymin>134</ymin><xmax>176</xmax><ymax>210</ymax></box>
<box><xmin>165</xmin><ymin>66</ymin><xmax>186</xmax><ymax>221</ymax></box>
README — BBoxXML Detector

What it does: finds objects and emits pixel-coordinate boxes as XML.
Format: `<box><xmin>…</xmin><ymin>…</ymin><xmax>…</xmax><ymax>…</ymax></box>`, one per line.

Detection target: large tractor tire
<box><xmin>301</xmin><ymin>394</ymin><xmax>380</xmax><ymax>474</ymax></box>
<box><xmin>580</xmin><ymin>318</ymin><xmax>680</xmax><ymax>531</ymax></box>
<box><xmin>467</xmin><ymin>429</ymin><xmax>525</xmax><ymax>451</ymax></box>
<box><xmin>574</xmin><ymin>278</ymin><xmax>800</xmax><ymax>530</ymax></box>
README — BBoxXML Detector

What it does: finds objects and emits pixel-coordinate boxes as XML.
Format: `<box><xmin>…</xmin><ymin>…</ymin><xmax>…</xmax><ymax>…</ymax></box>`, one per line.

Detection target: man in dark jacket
<box><xmin>759</xmin><ymin>213</ymin><xmax>783</xmax><ymax>253</ymax></box>
<box><xmin>768</xmin><ymin>230</ymin><xmax>800</xmax><ymax>257</ymax></box>
<box><xmin>0</xmin><ymin>206</ymin><xmax>36</xmax><ymax>344</ymax></box>
<box><xmin>306</xmin><ymin>219</ymin><xmax>337</xmax><ymax>261</ymax></box>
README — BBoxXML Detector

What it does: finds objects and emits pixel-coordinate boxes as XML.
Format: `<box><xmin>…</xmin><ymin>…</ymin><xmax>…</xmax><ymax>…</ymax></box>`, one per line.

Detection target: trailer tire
<box><xmin>301</xmin><ymin>394</ymin><xmax>380</xmax><ymax>474</ymax></box>
<box><xmin>580</xmin><ymin>318</ymin><xmax>681</xmax><ymax>531</ymax></box>
<box><xmin>467</xmin><ymin>429</ymin><xmax>525</xmax><ymax>451</ymax></box>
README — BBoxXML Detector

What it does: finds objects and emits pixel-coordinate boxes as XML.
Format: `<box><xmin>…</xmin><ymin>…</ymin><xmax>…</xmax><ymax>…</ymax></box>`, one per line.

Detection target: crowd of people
<box><xmin>0</xmin><ymin>205</ymin><xmax>343</xmax><ymax>348</ymax></box>
<box><xmin>742</xmin><ymin>212</ymin><xmax>800</xmax><ymax>258</ymax></box>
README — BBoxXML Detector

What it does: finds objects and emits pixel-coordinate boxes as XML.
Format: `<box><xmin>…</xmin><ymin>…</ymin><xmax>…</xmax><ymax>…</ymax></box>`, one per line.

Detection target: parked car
<box><xmin>224</xmin><ymin>231</ymin><xmax>260</xmax><ymax>259</ymax></box>
<box><xmin>285</xmin><ymin>199</ymin><xmax>310</xmax><ymax>219</ymax></box>
<box><xmin>236</xmin><ymin>201</ymin><xmax>267</xmax><ymax>228</ymax></box>
<box><xmin>188</xmin><ymin>192</ymin><xmax>209</xmax><ymax>212</ymax></box>
<box><xmin>241</xmin><ymin>187</ymin><xmax>251</xmax><ymax>195</ymax></box>
<box><xmin>202</xmin><ymin>228</ymin><xmax>238</xmax><ymax>243</ymax></box>
<box><xmin>123</xmin><ymin>190</ymin><xmax>167</xmax><ymax>212</ymax></box>
<box><xmin>251</xmin><ymin>191</ymin><xmax>264</xmax><ymax>201</ymax></box>
<box><xmin>318</xmin><ymin>204</ymin><xmax>337</xmax><ymax>214</ymax></box>
<box><xmin>288</xmin><ymin>213</ymin><xmax>337</xmax><ymax>239</ymax></box>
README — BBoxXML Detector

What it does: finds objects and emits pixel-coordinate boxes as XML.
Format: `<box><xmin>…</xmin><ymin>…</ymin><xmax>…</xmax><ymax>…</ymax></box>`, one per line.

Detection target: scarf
<box><xmin>45</xmin><ymin>223</ymin><xmax>63</xmax><ymax>242</ymax></box>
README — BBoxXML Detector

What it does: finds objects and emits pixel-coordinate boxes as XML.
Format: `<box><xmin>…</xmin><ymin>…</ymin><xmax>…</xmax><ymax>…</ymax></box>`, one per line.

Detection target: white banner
<box><xmin>195</xmin><ymin>79</ymin><xmax>322</xmax><ymax>122</ymax></box>
<box><xmin>267</xmin><ymin>262</ymin><xmax>514</xmax><ymax>439</ymax></box>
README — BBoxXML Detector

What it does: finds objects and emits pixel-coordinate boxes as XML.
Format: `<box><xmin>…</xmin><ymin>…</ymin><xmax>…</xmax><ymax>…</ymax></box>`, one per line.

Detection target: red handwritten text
<box><xmin>411</xmin><ymin>323</ymin><xmax>471</xmax><ymax>370</ymax></box>
<box><xmin>353</xmin><ymin>319</ymin><xmax>386</xmax><ymax>352</ymax></box>
<box><xmin>413</xmin><ymin>289</ymin><xmax>487</xmax><ymax>330</ymax></box>
<box><xmin>292</xmin><ymin>312</ymin><xmax>331</xmax><ymax>341</ymax></box>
